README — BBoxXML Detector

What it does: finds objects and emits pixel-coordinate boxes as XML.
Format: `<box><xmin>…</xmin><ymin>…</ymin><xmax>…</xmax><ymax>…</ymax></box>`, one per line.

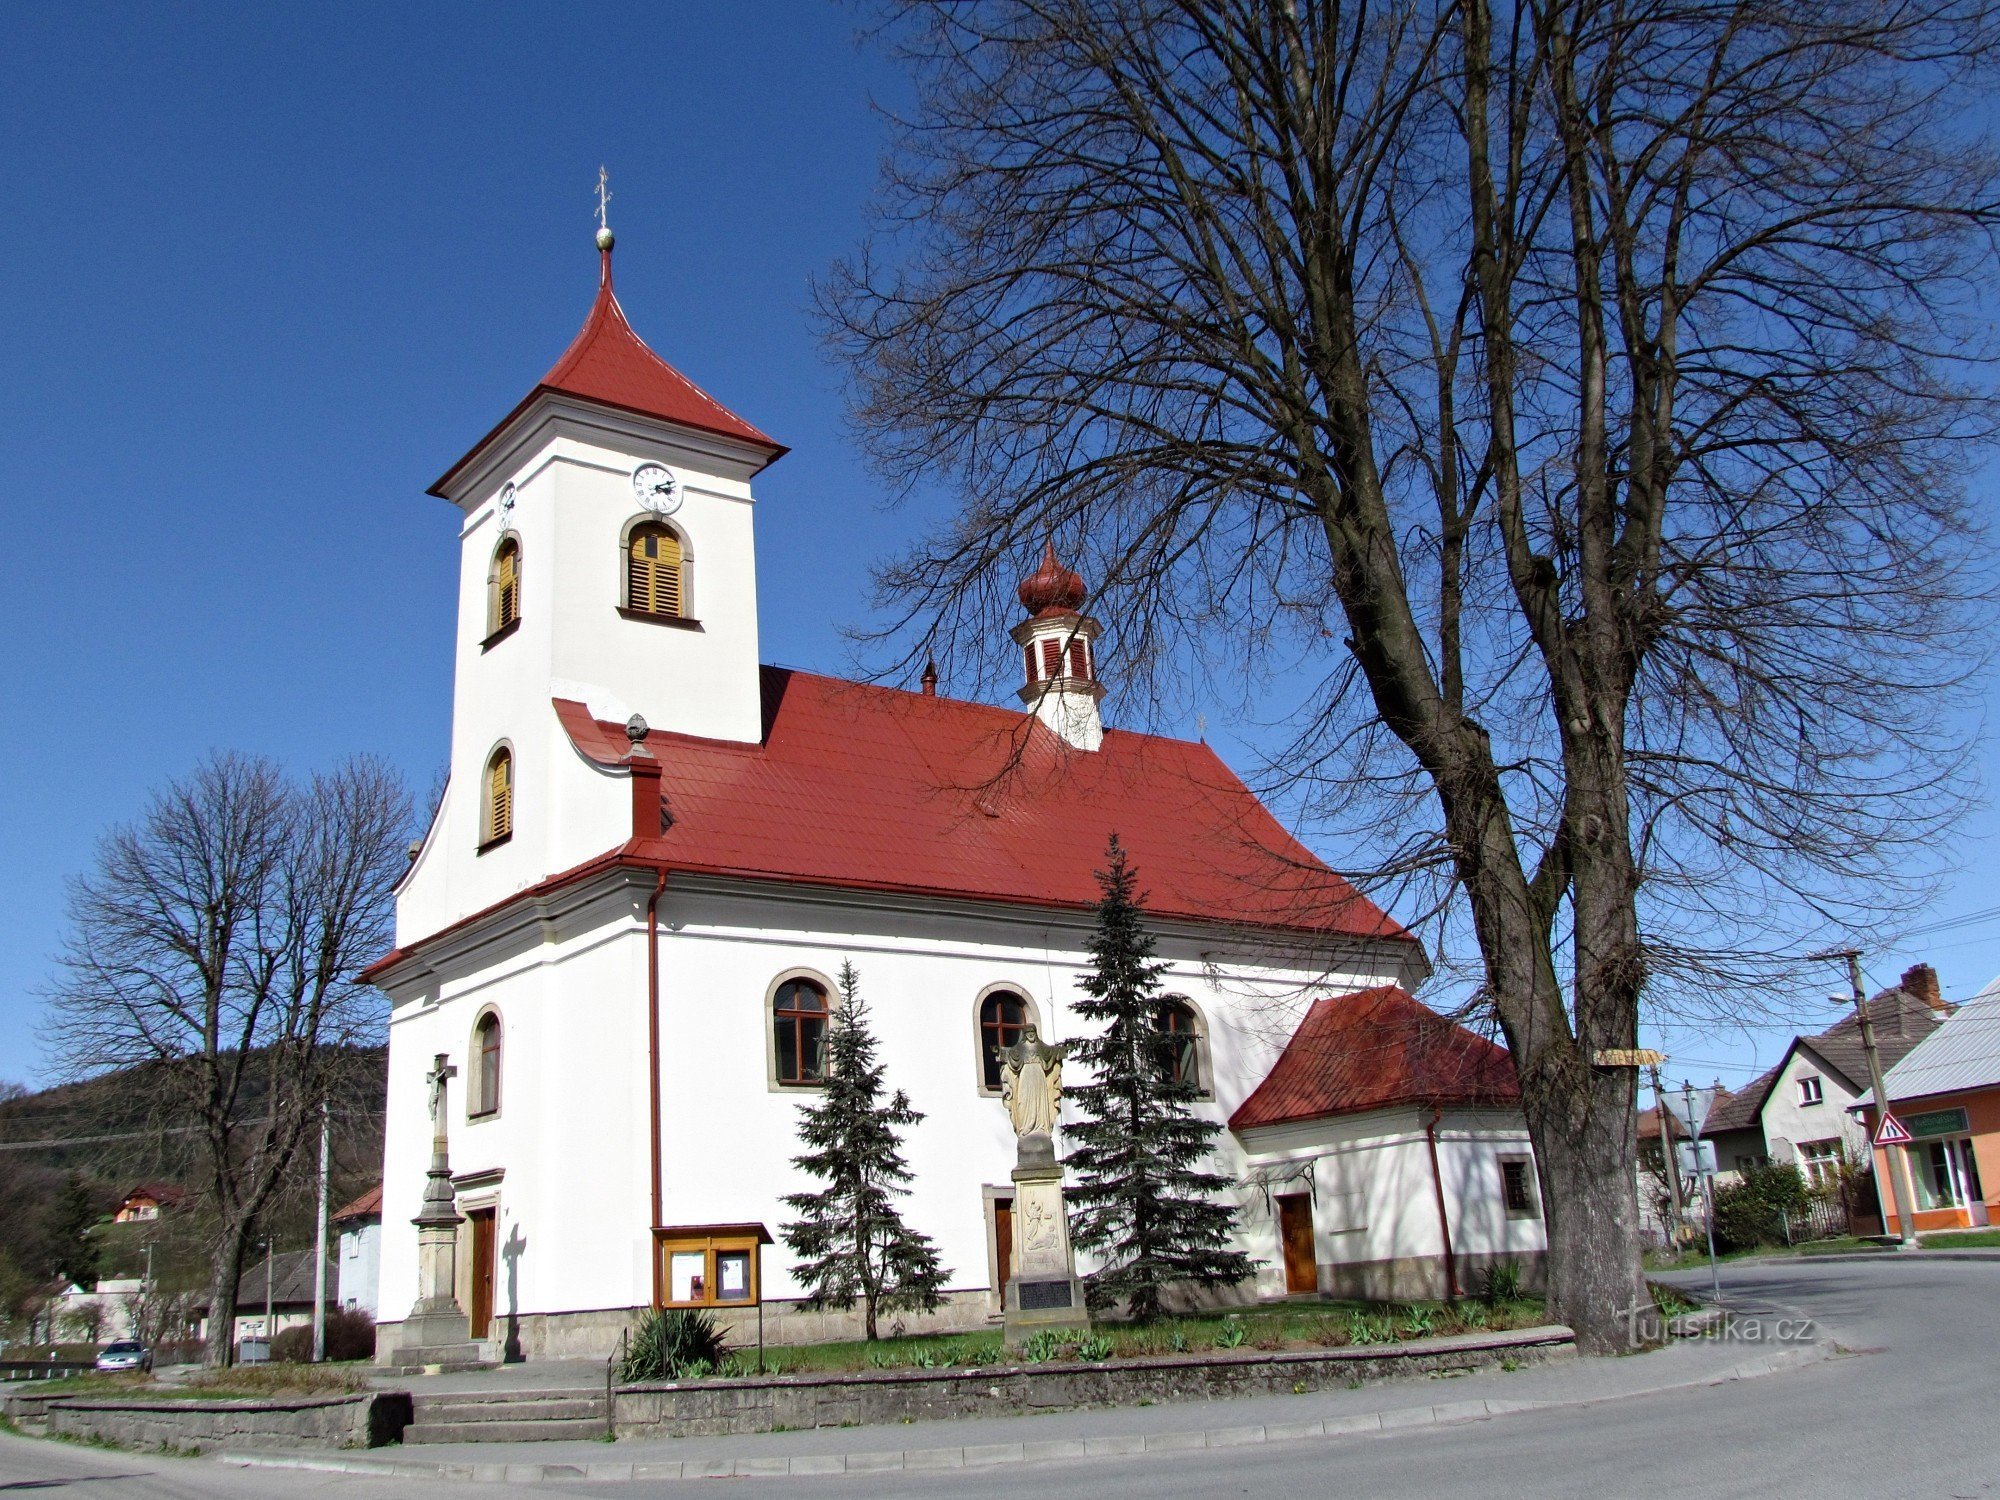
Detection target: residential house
<box><xmin>1693</xmin><ymin>966</ymin><xmax>1949</xmax><ymax>1184</ymax></box>
<box><xmin>112</xmin><ymin>1184</ymin><xmax>184</xmax><ymax>1224</ymax></box>
<box><xmin>1858</xmin><ymin>974</ymin><xmax>2000</xmax><ymax>1234</ymax></box>
<box><xmin>333</xmin><ymin>1185</ymin><xmax>383</xmax><ymax>1318</ymax></box>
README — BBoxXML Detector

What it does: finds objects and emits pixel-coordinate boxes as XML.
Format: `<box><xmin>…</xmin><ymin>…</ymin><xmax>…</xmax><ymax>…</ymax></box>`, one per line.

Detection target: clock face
<box><xmin>632</xmin><ymin>463</ymin><xmax>681</xmax><ymax>517</ymax></box>
<box><xmin>497</xmin><ymin>482</ymin><xmax>518</xmax><ymax>524</ymax></box>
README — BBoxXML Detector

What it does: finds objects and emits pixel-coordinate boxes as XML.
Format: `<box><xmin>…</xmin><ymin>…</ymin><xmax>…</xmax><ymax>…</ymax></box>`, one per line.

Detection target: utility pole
<box><xmin>263</xmin><ymin>1240</ymin><xmax>275</xmax><ymax>1354</ymax></box>
<box><xmin>1650</xmin><ymin>1064</ymin><xmax>1685</xmax><ymax>1240</ymax></box>
<box><xmin>1829</xmin><ymin>950</ymin><xmax>1921</xmax><ymax>1248</ymax></box>
<box><xmin>312</xmin><ymin>1099</ymin><xmax>330</xmax><ymax>1362</ymax></box>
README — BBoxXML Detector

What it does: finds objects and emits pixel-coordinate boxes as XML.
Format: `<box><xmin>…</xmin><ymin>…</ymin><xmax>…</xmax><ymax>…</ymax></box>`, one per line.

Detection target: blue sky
<box><xmin>1</xmin><ymin>3</ymin><xmax>1994</xmax><ymax>1097</ymax></box>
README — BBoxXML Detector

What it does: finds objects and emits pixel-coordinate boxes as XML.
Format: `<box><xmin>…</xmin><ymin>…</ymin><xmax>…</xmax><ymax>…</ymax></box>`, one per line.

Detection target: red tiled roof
<box><xmin>430</xmin><ymin>246</ymin><xmax>783</xmax><ymax>496</ymax></box>
<box><xmin>1230</xmin><ymin>986</ymin><xmax>1519</xmax><ymax>1130</ymax></box>
<box><xmin>332</xmin><ymin>1184</ymin><xmax>382</xmax><ymax>1224</ymax></box>
<box><xmin>552</xmin><ymin>668</ymin><xmax>1410</xmax><ymax>943</ymax></box>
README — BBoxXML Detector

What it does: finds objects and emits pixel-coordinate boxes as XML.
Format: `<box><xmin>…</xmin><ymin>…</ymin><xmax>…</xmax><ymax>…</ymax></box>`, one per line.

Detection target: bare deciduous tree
<box><xmin>824</xmin><ymin>0</ymin><xmax>1999</xmax><ymax>1348</ymax></box>
<box><xmin>45</xmin><ymin>753</ymin><xmax>409</xmax><ymax>1366</ymax></box>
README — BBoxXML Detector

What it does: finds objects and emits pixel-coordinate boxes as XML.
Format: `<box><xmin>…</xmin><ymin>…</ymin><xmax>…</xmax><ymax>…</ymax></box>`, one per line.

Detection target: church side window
<box><xmin>1154</xmin><ymin>997</ymin><xmax>1206</xmax><ymax>1092</ymax></box>
<box><xmin>488</xmin><ymin>536</ymin><xmax>521</xmax><ymax>639</ymax></box>
<box><xmin>470</xmin><ymin>1011</ymin><xmax>502</xmax><ymax>1118</ymax></box>
<box><xmin>978</xmin><ymin>990</ymin><xmax>1032</xmax><ymax>1093</ymax></box>
<box><xmin>482</xmin><ymin>746</ymin><xmax>513</xmax><ymax>848</ymax></box>
<box><xmin>627</xmin><ymin>522</ymin><xmax>685</xmax><ymax>619</ymax></box>
<box><xmin>774</xmin><ymin>978</ymin><xmax>830</xmax><ymax>1086</ymax></box>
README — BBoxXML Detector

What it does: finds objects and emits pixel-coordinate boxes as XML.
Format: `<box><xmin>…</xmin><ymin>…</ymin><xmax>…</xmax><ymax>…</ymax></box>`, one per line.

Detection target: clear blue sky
<box><xmin>1</xmin><ymin>3</ymin><xmax>1995</xmax><ymax>1096</ymax></box>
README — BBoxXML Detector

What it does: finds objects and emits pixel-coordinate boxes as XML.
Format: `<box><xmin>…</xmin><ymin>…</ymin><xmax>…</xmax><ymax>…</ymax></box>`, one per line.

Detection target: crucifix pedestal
<box><xmin>391</xmin><ymin>1053</ymin><xmax>486</xmax><ymax>1369</ymax></box>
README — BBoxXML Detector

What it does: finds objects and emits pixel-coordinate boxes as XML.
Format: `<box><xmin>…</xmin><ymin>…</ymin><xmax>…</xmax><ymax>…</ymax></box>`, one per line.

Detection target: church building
<box><xmin>366</xmin><ymin>226</ymin><xmax>1547</xmax><ymax>1361</ymax></box>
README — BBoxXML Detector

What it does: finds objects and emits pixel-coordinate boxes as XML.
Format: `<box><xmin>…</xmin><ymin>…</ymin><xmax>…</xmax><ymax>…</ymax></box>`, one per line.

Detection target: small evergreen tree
<box><xmin>780</xmin><ymin>962</ymin><xmax>949</xmax><ymax>1339</ymax></box>
<box><xmin>48</xmin><ymin>1172</ymin><xmax>101</xmax><ymax>1290</ymax></box>
<box><xmin>1066</xmin><ymin>836</ymin><xmax>1255</xmax><ymax>1319</ymax></box>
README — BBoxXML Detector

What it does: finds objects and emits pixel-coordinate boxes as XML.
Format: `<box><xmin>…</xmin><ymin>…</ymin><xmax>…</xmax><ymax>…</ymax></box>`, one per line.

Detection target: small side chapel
<box><xmin>367</xmin><ymin>223</ymin><xmax>1547</xmax><ymax>1361</ymax></box>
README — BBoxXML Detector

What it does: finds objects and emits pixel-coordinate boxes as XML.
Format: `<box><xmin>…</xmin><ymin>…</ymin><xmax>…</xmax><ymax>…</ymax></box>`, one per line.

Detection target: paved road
<box><xmin>0</xmin><ymin>1258</ymin><xmax>1992</xmax><ymax>1498</ymax></box>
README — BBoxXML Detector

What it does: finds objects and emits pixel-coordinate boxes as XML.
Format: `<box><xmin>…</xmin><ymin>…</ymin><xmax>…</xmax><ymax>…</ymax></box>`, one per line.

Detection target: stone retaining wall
<box><xmin>614</xmin><ymin>1325</ymin><xmax>1573</xmax><ymax>1439</ymax></box>
<box><xmin>3</xmin><ymin>1389</ymin><xmax>411</xmax><ymax>1452</ymax></box>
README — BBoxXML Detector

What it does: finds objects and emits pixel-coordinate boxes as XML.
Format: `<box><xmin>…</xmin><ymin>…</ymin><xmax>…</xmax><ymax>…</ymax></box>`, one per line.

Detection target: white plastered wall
<box><xmin>373</xmin><ymin>873</ymin><xmax>1419</xmax><ymax>1338</ymax></box>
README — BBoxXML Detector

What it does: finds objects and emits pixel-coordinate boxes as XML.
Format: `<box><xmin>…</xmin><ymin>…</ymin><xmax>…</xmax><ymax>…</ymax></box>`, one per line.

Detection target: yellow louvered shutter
<box><xmin>495</xmin><ymin>542</ymin><xmax>520</xmax><ymax>629</ymax></box>
<box><xmin>486</xmin><ymin>751</ymin><xmax>512</xmax><ymax>843</ymax></box>
<box><xmin>627</xmin><ymin>526</ymin><xmax>684</xmax><ymax>617</ymax></box>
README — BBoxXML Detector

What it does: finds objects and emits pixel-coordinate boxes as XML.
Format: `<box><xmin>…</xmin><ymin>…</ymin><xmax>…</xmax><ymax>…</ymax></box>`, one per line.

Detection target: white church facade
<box><xmin>366</xmin><ymin>228</ymin><xmax>1547</xmax><ymax>1361</ymax></box>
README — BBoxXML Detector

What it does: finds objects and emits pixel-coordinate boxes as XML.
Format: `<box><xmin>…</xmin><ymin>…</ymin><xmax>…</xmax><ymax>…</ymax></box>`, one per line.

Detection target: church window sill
<box><xmin>617</xmin><ymin>607</ymin><xmax>704</xmax><ymax>631</ymax></box>
<box><xmin>480</xmin><ymin>618</ymin><xmax>522</xmax><ymax>652</ymax></box>
<box><xmin>476</xmin><ymin>832</ymin><xmax>513</xmax><ymax>855</ymax></box>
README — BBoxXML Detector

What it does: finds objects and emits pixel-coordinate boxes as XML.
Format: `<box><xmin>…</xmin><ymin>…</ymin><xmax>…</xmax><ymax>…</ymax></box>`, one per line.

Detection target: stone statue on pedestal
<box><xmin>391</xmin><ymin>1053</ymin><xmax>485</xmax><ymax>1369</ymax></box>
<box><xmin>998</xmin><ymin>1026</ymin><xmax>1089</xmax><ymax>1344</ymax></box>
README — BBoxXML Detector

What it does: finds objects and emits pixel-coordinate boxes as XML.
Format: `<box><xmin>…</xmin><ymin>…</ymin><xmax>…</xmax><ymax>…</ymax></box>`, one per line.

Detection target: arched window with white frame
<box><xmin>469</xmin><ymin>1010</ymin><xmax>502</xmax><ymax>1118</ymax></box>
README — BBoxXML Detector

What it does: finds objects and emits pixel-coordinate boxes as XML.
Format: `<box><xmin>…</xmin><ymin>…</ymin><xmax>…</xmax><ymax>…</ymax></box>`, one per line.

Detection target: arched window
<box><xmin>470</xmin><ymin>1011</ymin><xmax>502</xmax><ymax>1117</ymax></box>
<box><xmin>978</xmin><ymin>990</ymin><xmax>1032</xmax><ymax>1092</ymax></box>
<box><xmin>773</xmin><ymin>977</ymin><xmax>830</xmax><ymax>1086</ymax></box>
<box><xmin>627</xmin><ymin>522</ymin><xmax>685</xmax><ymax>619</ymax></box>
<box><xmin>1154</xmin><ymin>998</ymin><xmax>1205</xmax><ymax>1092</ymax></box>
<box><xmin>488</xmin><ymin>536</ymin><xmax>521</xmax><ymax>638</ymax></box>
<box><xmin>481</xmin><ymin>746</ymin><xmax>513</xmax><ymax>847</ymax></box>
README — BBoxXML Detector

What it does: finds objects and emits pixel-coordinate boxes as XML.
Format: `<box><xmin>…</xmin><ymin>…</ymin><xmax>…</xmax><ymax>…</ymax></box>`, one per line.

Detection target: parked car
<box><xmin>93</xmin><ymin>1340</ymin><xmax>151</xmax><ymax>1373</ymax></box>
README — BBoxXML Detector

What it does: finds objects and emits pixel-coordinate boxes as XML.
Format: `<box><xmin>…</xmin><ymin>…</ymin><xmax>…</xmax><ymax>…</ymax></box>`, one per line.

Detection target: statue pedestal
<box><xmin>1002</xmin><ymin>1137</ymin><xmax>1089</xmax><ymax>1346</ymax></box>
<box><xmin>390</xmin><ymin>1155</ymin><xmax>485</xmax><ymax>1369</ymax></box>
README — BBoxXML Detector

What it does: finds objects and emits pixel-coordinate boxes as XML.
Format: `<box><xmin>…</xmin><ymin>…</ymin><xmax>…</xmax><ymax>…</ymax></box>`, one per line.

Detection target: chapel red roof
<box><xmin>1229</xmin><ymin>986</ymin><xmax>1519</xmax><ymax>1130</ymax></box>
<box><xmin>430</xmin><ymin>244</ymin><xmax>784</xmax><ymax>497</ymax></box>
<box><xmin>553</xmin><ymin>668</ymin><xmax>1413</xmax><ymax>943</ymax></box>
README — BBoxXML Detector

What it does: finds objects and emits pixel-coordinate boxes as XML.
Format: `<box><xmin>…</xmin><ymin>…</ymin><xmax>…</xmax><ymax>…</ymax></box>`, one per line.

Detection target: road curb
<box><xmin>211</xmin><ymin>1337</ymin><xmax>1837</xmax><ymax>1485</ymax></box>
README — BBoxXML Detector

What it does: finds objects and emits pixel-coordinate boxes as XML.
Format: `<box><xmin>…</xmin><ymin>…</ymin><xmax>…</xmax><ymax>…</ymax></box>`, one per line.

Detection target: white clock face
<box><xmin>497</xmin><ymin>482</ymin><xmax>518</xmax><ymax>523</ymax></box>
<box><xmin>632</xmin><ymin>463</ymin><xmax>681</xmax><ymax>517</ymax></box>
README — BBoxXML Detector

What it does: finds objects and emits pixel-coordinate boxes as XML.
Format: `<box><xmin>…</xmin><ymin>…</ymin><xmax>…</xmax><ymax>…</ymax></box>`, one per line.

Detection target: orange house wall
<box><xmin>1862</xmin><ymin>1087</ymin><xmax>2000</xmax><ymax>1235</ymax></box>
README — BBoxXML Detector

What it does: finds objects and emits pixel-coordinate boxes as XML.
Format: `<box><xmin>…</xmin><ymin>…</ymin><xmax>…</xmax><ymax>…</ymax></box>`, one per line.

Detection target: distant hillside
<box><xmin>0</xmin><ymin>1048</ymin><xmax>388</xmax><ymax>1282</ymax></box>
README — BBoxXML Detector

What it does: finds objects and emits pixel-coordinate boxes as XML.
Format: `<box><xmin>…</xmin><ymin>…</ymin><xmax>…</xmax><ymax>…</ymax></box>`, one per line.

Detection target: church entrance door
<box><xmin>468</xmin><ymin>1208</ymin><xmax>496</xmax><ymax>1340</ymax></box>
<box><xmin>994</xmin><ymin>1198</ymin><xmax>1014</xmax><ymax>1294</ymax></box>
<box><xmin>1277</xmin><ymin>1194</ymin><xmax>1317</xmax><ymax>1295</ymax></box>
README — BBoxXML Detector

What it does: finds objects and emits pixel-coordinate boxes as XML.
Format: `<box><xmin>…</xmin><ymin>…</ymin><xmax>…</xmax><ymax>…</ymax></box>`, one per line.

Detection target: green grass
<box><xmin>670</xmin><ymin>1297</ymin><xmax>1552</xmax><ymax>1379</ymax></box>
<box><xmin>3</xmin><ymin>1364</ymin><xmax>371</xmax><ymax>1402</ymax></box>
<box><xmin>1919</xmin><ymin>1228</ymin><xmax>2000</xmax><ymax>1248</ymax></box>
<box><xmin>1643</xmin><ymin>1234</ymin><xmax>1880</xmax><ymax>1270</ymax></box>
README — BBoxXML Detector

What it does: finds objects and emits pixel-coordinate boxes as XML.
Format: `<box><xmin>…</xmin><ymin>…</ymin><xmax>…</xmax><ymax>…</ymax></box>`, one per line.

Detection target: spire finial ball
<box><xmin>596</xmin><ymin>225</ymin><xmax>616</xmax><ymax>252</ymax></box>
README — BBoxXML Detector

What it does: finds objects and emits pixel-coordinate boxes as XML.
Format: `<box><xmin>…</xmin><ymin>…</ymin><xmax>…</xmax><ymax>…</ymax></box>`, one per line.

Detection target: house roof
<box><xmin>552</xmin><ymin>668</ymin><xmax>1413</xmax><ymax>945</ymax></box>
<box><xmin>1228</xmin><ymin>986</ymin><xmax>1519</xmax><ymax>1131</ymax></box>
<box><xmin>332</xmin><ymin>1184</ymin><xmax>382</xmax><ymax>1225</ymax></box>
<box><xmin>119</xmin><ymin>1183</ymin><xmax>184</xmax><ymax>1208</ymax></box>
<box><xmin>1695</xmin><ymin>984</ymin><xmax>1949</xmax><ymax>1136</ymax></box>
<box><xmin>204</xmin><ymin>1249</ymin><xmax>323</xmax><ymax>1313</ymax></box>
<box><xmin>1878</xmin><ymin>975</ymin><xmax>2000</xmax><ymax>1104</ymax></box>
<box><xmin>429</xmin><ymin>243</ymin><xmax>783</xmax><ymax>497</ymax></box>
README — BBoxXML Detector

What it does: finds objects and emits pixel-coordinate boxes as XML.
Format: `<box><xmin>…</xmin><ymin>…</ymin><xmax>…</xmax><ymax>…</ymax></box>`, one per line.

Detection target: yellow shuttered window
<box><xmin>484</xmin><ymin>749</ymin><xmax>513</xmax><ymax>845</ymax></box>
<box><xmin>493</xmin><ymin>540</ymin><xmax>520</xmax><ymax>631</ymax></box>
<box><xmin>627</xmin><ymin>524</ymin><xmax>684</xmax><ymax>618</ymax></box>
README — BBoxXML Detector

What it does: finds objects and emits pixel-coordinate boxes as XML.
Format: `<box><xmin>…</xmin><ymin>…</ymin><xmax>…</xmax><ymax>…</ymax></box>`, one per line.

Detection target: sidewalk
<box><xmin>222</xmin><ymin>1315</ymin><xmax>1832</xmax><ymax>1485</ymax></box>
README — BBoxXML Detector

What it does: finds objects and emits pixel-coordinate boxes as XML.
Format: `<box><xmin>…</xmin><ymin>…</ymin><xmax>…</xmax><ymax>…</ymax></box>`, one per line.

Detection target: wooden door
<box><xmin>468</xmin><ymin>1208</ymin><xmax>496</xmax><ymax>1339</ymax></box>
<box><xmin>1277</xmin><ymin>1194</ymin><xmax>1317</xmax><ymax>1295</ymax></box>
<box><xmin>994</xmin><ymin>1198</ymin><xmax>1014</xmax><ymax>1293</ymax></box>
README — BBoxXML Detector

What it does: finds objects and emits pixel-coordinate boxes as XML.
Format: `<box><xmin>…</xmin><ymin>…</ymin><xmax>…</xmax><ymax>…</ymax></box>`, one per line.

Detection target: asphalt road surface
<box><xmin>1</xmin><ymin>1257</ymin><xmax>1991</xmax><ymax>1499</ymax></box>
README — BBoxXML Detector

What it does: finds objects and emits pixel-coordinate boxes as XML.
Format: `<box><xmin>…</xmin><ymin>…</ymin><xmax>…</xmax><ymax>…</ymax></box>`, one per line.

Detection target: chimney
<box><xmin>1901</xmin><ymin>963</ymin><xmax>1947</xmax><ymax>1013</ymax></box>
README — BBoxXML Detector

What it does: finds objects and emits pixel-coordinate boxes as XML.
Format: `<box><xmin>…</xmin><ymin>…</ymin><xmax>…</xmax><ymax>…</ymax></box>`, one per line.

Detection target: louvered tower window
<box><xmin>490</xmin><ymin>537</ymin><xmax>521</xmax><ymax>634</ymax></box>
<box><xmin>627</xmin><ymin>523</ymin><xmax>684</xmax><ymax>618</ymax></box>
<box><xmin>482</xmin><ymin>747</ymin><xmax>514</xmax><ymax>847</ymax></box>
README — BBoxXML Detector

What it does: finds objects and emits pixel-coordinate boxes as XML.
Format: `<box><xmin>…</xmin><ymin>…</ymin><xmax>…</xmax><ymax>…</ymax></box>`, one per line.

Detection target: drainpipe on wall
<box><xmin>625</xmin><ymin>718</ymin><xmax>670</xmax><ymax>1310</ymax></box>
<box><xmin>1424</xmin><ymin>1107</ymin><xmax>1460</xmax><ymax>1301</ymax></box>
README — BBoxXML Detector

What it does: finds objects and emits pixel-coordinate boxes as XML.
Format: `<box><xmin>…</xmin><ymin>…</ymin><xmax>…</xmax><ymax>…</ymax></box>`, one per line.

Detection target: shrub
<box><xmin>618</xmin><ymin>1308</ymin><xmax>730</xmax><ymax>1383</ymax></box>
<box><xmin>1481</xmin><ymin>1261</ymin><xmax>1524</xmax><ymax>1305</ymax></box>
<box><xmin>1713</xmin><ymin>1164</ymin><xmax>1811</xmax><ymax>1250</ymax></box>
<box><xmin>269</xmin><ymin>1307</ymin><xmax>375</xmax><ymax>1365</ymax></box>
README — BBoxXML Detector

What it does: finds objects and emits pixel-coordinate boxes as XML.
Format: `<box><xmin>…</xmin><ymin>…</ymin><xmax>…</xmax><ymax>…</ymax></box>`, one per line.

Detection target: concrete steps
<box><xmin>403</xmin><ymin>1390</ymin><xmax>609</xmax><ymax>1445</ymax></box>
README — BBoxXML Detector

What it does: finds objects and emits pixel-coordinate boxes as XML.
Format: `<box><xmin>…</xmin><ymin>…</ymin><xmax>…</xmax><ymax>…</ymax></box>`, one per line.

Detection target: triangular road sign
<box><xmin>1875</xmin><ymin>1113</ymin><xmax>1913</xmax><ymax>1147</ymax></box>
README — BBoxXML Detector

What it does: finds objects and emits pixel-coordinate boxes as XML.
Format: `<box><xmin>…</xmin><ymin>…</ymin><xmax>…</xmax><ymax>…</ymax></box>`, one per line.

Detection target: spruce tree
<box><xmin>1066</xmin><ymin>836</ymin><xmax>1255</xmax><ymax>1319</ymax></box>
<box><xmin>780</xmin><ymin>962</ymin><xmax>949</xmax><ymax>1339</ymax></box>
